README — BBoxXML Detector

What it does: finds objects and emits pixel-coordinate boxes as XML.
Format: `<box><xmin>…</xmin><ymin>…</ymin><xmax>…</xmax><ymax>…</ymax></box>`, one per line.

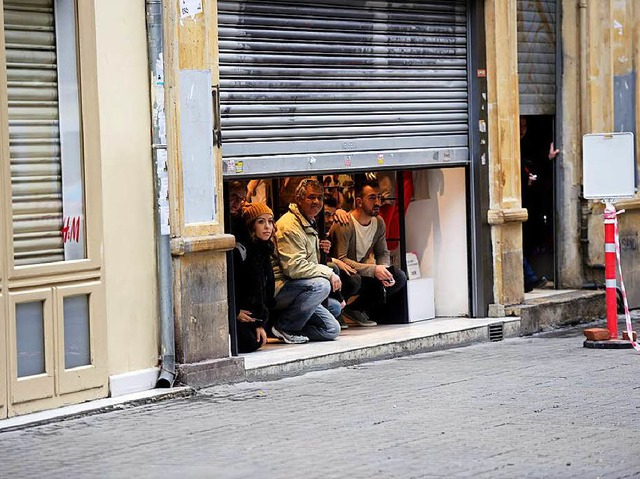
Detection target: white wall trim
<box><xmin>109</xmin><ymin>367</ymin><xmax>159</xmax><ymax>397</ymax></box>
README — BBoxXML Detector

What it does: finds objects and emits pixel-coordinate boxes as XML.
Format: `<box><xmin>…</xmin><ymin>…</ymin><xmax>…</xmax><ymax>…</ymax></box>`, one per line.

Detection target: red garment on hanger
<box><xmin>379</xmin><ymin>171</ymin><xmax>413</xmax><ymax>251</ymax></box>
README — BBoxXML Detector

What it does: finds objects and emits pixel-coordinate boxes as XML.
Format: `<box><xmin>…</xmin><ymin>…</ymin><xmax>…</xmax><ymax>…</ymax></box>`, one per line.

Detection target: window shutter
<box><xmin>4</xmin><ymin>0</ymin><xmax>64</xmax><ymax>265</ymax></box>
<box><xmin>517</xmin><ymin>0</ymin><xmax>557</xmax><ymax>115</ymax></box>
<box><xmin>218</xmin><ymin>0</ymin><xmax>469</xmax><ymax>176</ymax></box>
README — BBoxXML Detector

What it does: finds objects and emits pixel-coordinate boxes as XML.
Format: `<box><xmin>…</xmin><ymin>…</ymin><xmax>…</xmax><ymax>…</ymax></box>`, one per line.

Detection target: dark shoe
<box><xmin>342</xmin><ymin>309</ymin><xmax>377</xmax><ymax>327</ymax></box>
<box><xmin>337</xmin><ymin>315</ymin><xmax>349</xmax><ymax>330</ymax></box>
<box><xmin>534</xmin><ymin>276</ymin><xmax>548</xmax><ymax>289</ymax></box>
<box><xmin>525</xmin><ymin>276</ymin><xmax>548</xmax><ymax>293</ymax></box>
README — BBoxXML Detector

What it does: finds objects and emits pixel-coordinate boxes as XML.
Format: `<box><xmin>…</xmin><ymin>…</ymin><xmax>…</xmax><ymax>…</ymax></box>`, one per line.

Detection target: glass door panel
<box><xmin>8</xmin><ymin>288</ymin><xmax>55</xmax><ymax>404</ymax></box>
<box><xmin>55</xmin><ymin>282</ymin><xmax>106</xmax><ymax>394</ymax></box>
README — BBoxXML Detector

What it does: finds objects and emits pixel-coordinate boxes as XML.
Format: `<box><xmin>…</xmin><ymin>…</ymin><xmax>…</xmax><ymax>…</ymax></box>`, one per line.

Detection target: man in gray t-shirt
<box><xmin>329</xmin><ymin>178</ymin><xmax>407</xmax><ymax>326</ymax></box>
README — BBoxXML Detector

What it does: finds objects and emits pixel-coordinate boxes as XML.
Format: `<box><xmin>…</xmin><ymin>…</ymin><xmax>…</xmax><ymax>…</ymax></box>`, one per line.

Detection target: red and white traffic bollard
<box><xmin>604</xmin><ymin>203</ymin><xmax>618</xmax><ymax>339</ymax></box>
<box><xmin>584</xmin><ymin>203</ymin><xmax>636</xmax><ymax>349</ymax></box>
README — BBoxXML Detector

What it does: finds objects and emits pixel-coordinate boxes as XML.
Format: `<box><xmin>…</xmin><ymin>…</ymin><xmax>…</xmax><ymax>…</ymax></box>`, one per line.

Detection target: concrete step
<box><xmin>243</xmin><ymin>317</ymin><xmax>521</xmax><ymax>382</ymax></box>
<box><xmin>506</xmin><ymin>289</ymin><xmax>605</xmax><ymax>335</ymax></box>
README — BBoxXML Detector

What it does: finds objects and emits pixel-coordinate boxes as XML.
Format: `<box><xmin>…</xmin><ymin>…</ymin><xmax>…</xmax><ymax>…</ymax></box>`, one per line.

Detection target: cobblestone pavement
<box><xmin>2</xmin><ymin>330</ymin><xmax>640</xmax><ymax>478</ymax></box>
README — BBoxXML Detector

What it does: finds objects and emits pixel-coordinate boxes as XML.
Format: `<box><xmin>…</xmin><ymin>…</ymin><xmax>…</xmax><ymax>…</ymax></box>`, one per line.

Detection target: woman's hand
<box><xmin>334</xmin><ymin>209</ymin><xmax>351</xmax><ymax>225</ymax></box>
<box><xmin>255</xmin><ymin>326</ymin><xmax>268</xmax><ymax>346</ymax></box>
<box><xmin>237</xmin><ymin>310</ymin><xmax>254</xmax><ymax>323</ymax></box>
<box><xmin>332</xmin><ymin>258</ymin><xmax>357</xmax><ymax>276</ymax></box>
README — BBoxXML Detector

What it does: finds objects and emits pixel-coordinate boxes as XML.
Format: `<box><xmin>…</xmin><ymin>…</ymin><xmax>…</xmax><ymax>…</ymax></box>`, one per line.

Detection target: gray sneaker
<box><xmin>271</xmin><ymin>326</ymin><xmax>309</xmax><ymax>344</ymax></box>
<box><xmin>343</xmin><ymin>309</ymin><xmax>377</xmax><ymax>327</ymax></box>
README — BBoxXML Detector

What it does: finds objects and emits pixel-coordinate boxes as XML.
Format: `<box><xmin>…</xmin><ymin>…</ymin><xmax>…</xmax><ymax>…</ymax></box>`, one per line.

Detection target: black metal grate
<box><xmin>489</xmin><ymin>323</ymin><xmax>504</xmax><ymax>342</ymax></box>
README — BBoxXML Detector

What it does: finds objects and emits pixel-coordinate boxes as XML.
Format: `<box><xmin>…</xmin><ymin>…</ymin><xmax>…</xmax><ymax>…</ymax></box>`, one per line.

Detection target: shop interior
<box><xmin>224</xmin><ymin>166</ymin><xmax>470</xmax><ymax>355</ymax></box>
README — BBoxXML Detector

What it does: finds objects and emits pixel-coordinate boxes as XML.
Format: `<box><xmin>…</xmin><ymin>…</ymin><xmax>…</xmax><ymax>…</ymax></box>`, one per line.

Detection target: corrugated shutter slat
<box><xmin>4</xmin><ymin>0</ymin><xmax>63</xmax><ymax>265</ymax></box>
<box><xmin>218</xmin><ymin>0</ymin><xmax>469</xmax><ymax>174</ymax></box>
<box><xmin>517</xmin><ymin>0</ymin><xmax>556</xmax><ymax>115</ymax></box>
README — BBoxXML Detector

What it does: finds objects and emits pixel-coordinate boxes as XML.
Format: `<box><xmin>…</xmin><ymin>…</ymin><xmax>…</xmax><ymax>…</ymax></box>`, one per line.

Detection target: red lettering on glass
<box><xmin>61</xmin><ymin>216</ymin><xmax>81</xmax><ymax>243</ymax></box>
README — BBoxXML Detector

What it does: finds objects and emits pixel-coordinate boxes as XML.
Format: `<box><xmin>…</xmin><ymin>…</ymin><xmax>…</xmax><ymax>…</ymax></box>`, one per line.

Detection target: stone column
<box><xmin>163</xmin><ymin>0</ymin><xmax>243</xmax><ymax>386</ymax></box>
<box><xmin>484</xmin><ymin>0</ymin><xmax>528</xmax><ymax>307</ymax></box>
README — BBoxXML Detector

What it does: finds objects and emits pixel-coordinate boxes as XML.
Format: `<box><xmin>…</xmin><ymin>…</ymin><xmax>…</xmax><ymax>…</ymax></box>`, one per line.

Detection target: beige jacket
<box><xmin>273</xmin><ymin>203</ymin><xmax>333</xmax><ymax>295</ymax></box>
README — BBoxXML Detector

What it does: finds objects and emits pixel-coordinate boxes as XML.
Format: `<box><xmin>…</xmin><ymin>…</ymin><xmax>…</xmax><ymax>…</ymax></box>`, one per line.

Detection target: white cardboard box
<box><xmin>406</xmin><ymin>277</ymin><xmax>435</xmax><ymax>322</ymax></box>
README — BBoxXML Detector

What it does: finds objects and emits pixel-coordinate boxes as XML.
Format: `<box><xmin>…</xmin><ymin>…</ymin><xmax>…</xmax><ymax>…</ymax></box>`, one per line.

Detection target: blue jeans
<box><xmin>273</xmin><ymin>278</ymin><xmax>340</xmax><ymax>341</ymax></box>
<box><xmin>523</xmin><ymin>258</ymin><xmax>538</xmax><ymax>285</ymax></box>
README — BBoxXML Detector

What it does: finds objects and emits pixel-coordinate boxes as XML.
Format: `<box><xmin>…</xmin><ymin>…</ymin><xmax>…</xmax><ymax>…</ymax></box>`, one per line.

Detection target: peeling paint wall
<box><xmin>613</xmin><ymin>0</ymin><xmax>637</xmax><ymax>134</ymax></box>
<box><xmin>611</xmin><ymin>0</ymin><xmax>640</xmax><ymax>306</ymax></box>
<box><xmin>577</xmin><ymin>0</ymin><xmax>640</xmax><ymax>306</ymax></box>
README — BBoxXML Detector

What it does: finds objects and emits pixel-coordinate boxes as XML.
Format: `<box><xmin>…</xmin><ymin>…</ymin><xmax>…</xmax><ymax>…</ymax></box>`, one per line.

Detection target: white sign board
<box><xmin>583</xmin><ymin>132</ymin><xmax>636</xmax><ymax>199</ymax></box>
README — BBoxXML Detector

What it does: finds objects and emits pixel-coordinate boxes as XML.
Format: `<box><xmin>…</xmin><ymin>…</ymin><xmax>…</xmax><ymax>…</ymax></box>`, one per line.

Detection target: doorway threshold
<box><xmin>507</xmin><ymin>288</ymin><xmax>605</xmax><ymax>335</ymax></box>
<box><xmin>242</xmin><ymin>317</ymin><xmax>521</xmax><ymax>381</ymax></box>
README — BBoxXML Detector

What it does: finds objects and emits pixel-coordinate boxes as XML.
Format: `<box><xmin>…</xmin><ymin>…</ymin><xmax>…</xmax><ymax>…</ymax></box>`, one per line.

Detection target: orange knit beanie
<box><xmin>242</xmin><ymin>202</ymin><xmax>273</xmax><ymax>225</ymax></box>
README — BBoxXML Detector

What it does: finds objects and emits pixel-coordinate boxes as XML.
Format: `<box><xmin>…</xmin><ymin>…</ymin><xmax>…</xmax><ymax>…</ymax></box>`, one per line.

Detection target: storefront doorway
<box><xmin>218</xmin><ymin>0</ymin><xmax>489</xmax><ymax>350</ymax></box>
<box><xmin>517</xmin><ymin>0</ymin><xmax>560</xmax><ymax>287</ymax></box>
<box><xmin>0</xmin><ymin>0</ymin><xmax>108</xmax><ymax>418</ymax></box>
<box><xmin>223</xmin><ymin>164</ymin><xmax>470</xmax><ymax>356</ymax></box>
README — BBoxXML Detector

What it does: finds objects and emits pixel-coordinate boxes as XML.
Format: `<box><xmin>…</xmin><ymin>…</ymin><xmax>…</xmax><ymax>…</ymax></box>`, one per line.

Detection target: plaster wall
<box><xmin>94</xmin><ymin>1</ymin><xmax>159</xmax><ymax>375</ymax></box>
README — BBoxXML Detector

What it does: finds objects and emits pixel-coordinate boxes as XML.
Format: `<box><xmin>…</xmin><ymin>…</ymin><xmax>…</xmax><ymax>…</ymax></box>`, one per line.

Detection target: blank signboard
<box><xmin>583</xmin><ymin>132</ymin><xmax>636</xmax><ymax>199</ymax></box>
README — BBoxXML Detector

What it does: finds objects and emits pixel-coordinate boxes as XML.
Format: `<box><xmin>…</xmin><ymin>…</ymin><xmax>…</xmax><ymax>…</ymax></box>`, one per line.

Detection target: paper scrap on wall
<box><xmin>180</xmin><ymin>0</ymin><xmax>203</xmax><ymax>19</ymax></box>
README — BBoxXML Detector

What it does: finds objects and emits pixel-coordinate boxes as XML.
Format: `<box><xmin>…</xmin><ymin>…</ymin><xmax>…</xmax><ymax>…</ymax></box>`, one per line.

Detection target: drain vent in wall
<box><xmin>489</xmin><ymin>323</ymin><xmax>504</xmax><ymax>342</ymax></box>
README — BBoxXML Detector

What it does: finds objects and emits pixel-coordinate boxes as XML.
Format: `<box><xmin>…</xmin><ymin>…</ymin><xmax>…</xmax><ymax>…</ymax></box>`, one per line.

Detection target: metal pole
<box><xmin>397</xmin><ymin>170</ymin><xmax>409</xmax><ymax>324</ymax></box>
<box><xmin>224</xmin><ymin>181</ymin><xmax>239</xmax><ymax>357</ymax></box>
<box><xmin>604</xmin><ymin>202</ymin><xmax>618</xmax><ymax>339</ymax></box>
<box><xmin>146</xmin><ymin>0</ymin><xmax>176</xmax><ymax>387</ymax></box>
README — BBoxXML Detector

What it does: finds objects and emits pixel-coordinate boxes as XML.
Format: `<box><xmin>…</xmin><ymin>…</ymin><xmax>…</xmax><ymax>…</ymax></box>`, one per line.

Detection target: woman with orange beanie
<box><xmin>232</xmin><ymin>202</ymin><xmax>277</xmax><ymax>353</ymax></box>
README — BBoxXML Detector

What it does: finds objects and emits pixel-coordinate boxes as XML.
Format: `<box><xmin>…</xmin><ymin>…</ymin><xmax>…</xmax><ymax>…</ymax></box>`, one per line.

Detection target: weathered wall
<box><xmin>611</xmin><ymin>0</ymin><xmax>640</xmax><ymax>307</ymax></box>
<box><xmin>94</xmin><ymin>1</ymin><xmax>159</xmax><ymax>375</ymax></box>
<box><xmin>485</xmin><ymin>0</ymin><xmax>527</xmax><ymax>306</ymax></box>
<box><xmin>164</xmin><ymin>0</ymin><xmax>241</xmax><ymax>386</ymax></box>
<box><xmin>578</xmin><ymin>1</ymin><xmax>640</xmax><ymax>307</ymax></box>
<box><xmin>557</xmin><ymin>0</ymin><xmax>584</xmax><ymax>287</ymax></box>
<box><xmin>558</xmin><ymin>0</ymin><xmax>640</xmax><ymax>299</ymax></box>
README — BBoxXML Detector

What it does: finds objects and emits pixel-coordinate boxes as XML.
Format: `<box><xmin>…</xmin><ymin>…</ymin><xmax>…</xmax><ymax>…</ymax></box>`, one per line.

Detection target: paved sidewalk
<box><xmin>1</xmin><ymin>329</ymin><xmax>639</xmax><ymax>478</ymax></box>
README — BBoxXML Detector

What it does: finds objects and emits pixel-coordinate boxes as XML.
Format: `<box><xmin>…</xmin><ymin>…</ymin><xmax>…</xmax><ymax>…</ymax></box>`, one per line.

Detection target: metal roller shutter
<box><xmin>4</xmin><ymin>0</ymin><xmax>63</xmax><ymax>265</ymax></box>
<box><xmin>218</xmin><ymin>0</ymin><xmax>469</xmax><ymax>177</ymax></box>
<box><xmin>517</xmin><ymin>0</ymin><xmax>556</xmax><ymax>116</ymax></box>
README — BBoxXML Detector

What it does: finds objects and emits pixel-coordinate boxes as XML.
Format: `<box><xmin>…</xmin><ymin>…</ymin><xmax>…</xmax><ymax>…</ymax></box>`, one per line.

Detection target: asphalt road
<box><xmin>1</xmin><ymin>328</ymin><xmax>639</xmax><ymax>478</ymax></box>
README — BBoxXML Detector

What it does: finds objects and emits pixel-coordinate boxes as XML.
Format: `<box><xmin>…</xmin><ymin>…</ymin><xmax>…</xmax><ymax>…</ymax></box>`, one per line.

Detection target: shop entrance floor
<box><xmin>241</xmin><ymin>288</ymin><xmax>606</xmax><ymax>382</ymax></box>
<box><xmin>241</xmin><ymin>316</ymin><xmax>521</xmax><ymax>382</ymax></box>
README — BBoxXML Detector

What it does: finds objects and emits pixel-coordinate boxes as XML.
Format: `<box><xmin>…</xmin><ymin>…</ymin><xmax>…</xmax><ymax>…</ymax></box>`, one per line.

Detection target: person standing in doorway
<box><xmin>520</xmin><ymin>116</ymin><xmax>559</xmax><ymax>292</ymax></box>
